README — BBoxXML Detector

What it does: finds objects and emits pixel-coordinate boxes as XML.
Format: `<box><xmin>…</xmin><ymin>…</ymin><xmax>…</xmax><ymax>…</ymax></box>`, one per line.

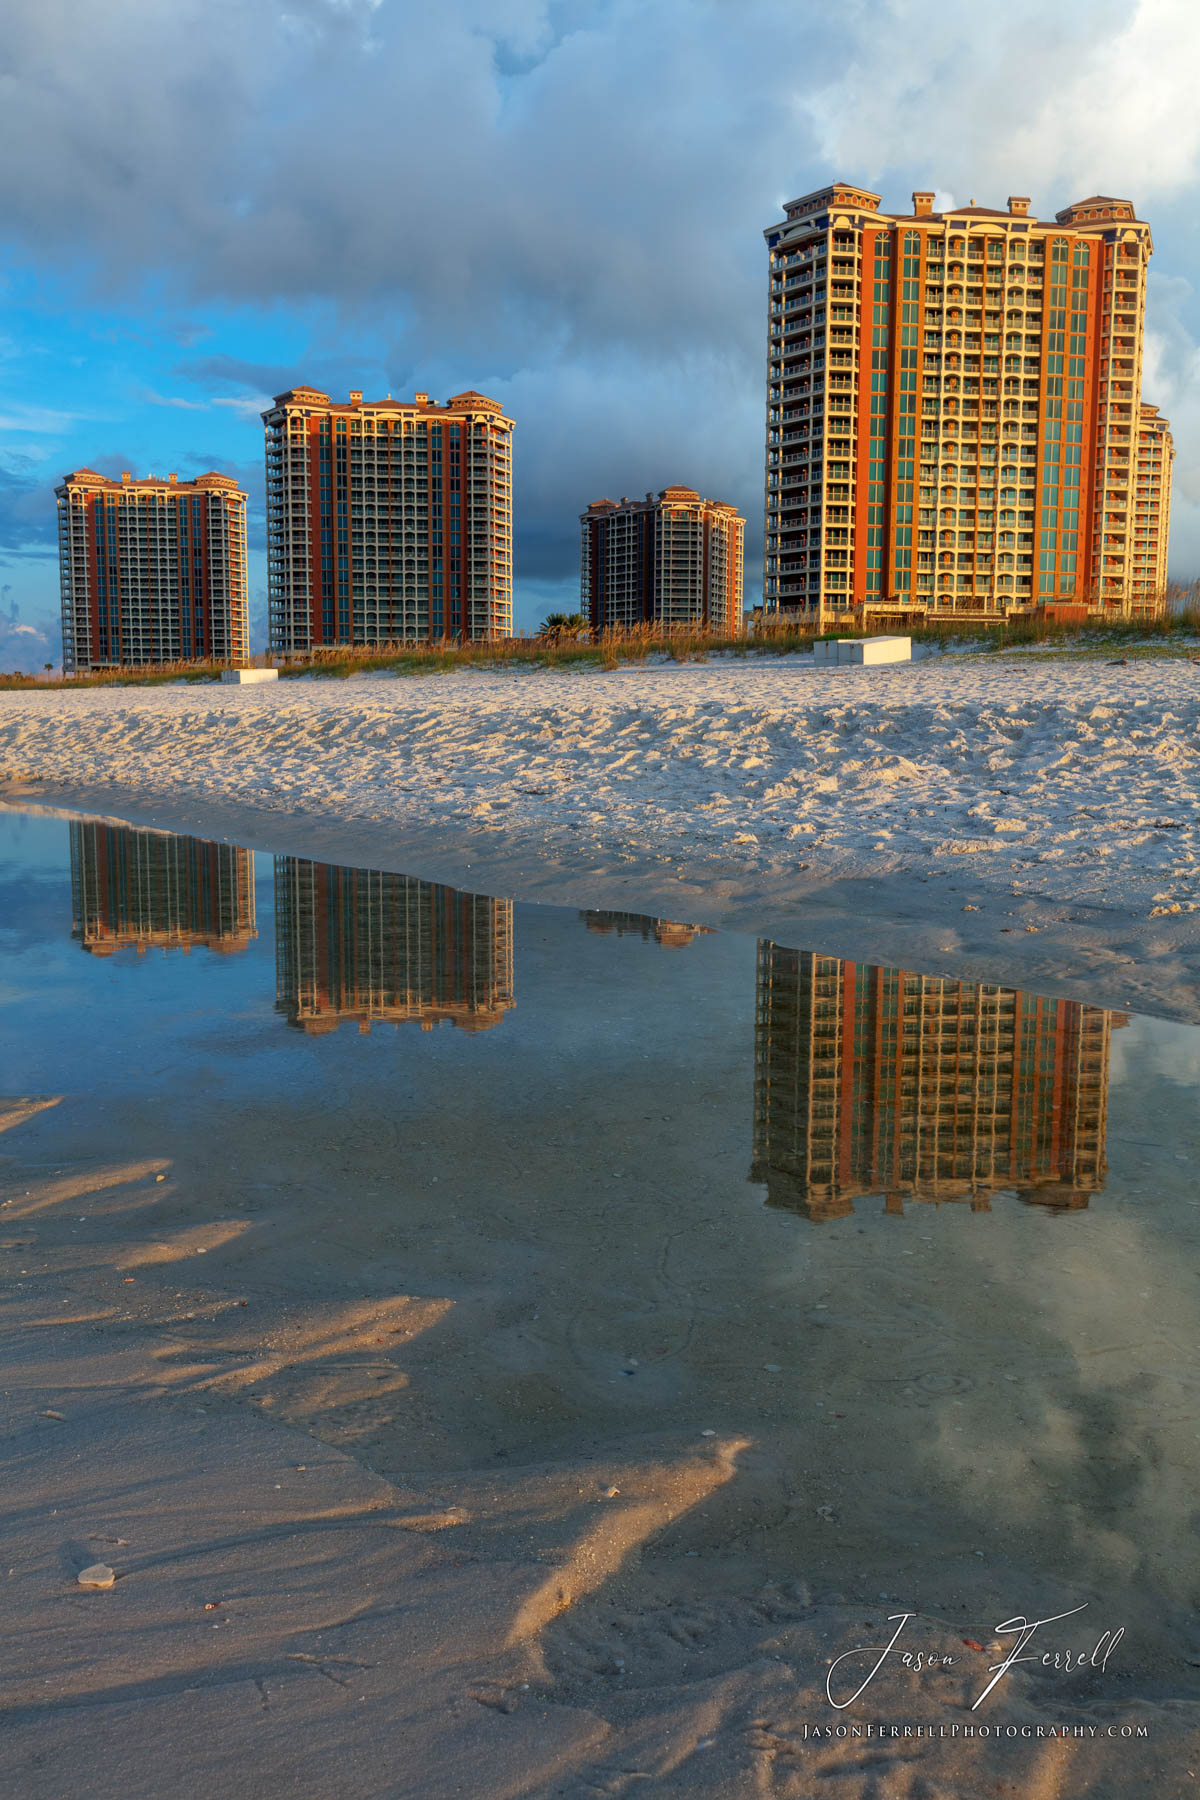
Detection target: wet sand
<box><xmin>5</xmin><ymin>1097</ymin><xmax>1198</xmax><ymax>1798</ymax></box>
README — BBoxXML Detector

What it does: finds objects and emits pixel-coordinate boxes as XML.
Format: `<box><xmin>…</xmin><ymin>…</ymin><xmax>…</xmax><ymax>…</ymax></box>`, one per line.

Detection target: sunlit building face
<box><xmin>262</xmin><ymin>387</ymin><xmax>514</xmax><ymax>651</ymax></box>
<box><xmin>763</xmin><ymin>184</ymin><xmax>1172</xmax><ymax>626</ymax></box>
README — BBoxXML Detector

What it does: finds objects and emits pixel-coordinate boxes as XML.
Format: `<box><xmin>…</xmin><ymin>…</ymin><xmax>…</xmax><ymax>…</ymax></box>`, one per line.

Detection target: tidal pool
<box><xmin>2</xmin><ymin>805</ymin><xmax>1198</xmax><ymax>1783</ymax></box>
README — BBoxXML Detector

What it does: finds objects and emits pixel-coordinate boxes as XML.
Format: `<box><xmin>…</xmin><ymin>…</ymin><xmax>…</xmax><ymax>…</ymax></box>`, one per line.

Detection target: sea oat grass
<box><xmin>6</xmin><ymin>594</ymin><xmax>1200</xmax><ymax>691</ymax></box>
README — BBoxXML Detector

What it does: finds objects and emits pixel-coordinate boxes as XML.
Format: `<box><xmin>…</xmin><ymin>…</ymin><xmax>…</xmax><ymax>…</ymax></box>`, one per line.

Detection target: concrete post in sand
<box><xmin>811</xmin><ymin>636</ymin><xmax>911</xmax><ymax>666</ymax></box>
<box><xmin>836</xmin><ymin>636</ymin><xmax>911</xmax><ymax>665</ymax></box>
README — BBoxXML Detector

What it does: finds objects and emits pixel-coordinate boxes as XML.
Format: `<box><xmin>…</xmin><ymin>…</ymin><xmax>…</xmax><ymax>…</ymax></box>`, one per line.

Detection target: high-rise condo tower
<box><xmin>763</xmin><ymin>183</ymin><xmax>1173</xmax><ymax>626</ymax></box>
<box><xmin>57</xmin><ymin>469</ymin><xmax>248</xmax><ymax>672</ymax></box>
<box><xmin>580</xmin><ymin>487</ymin><xmax>744</xmax><ymax>634</ymax></box>
<box><xmin>263</xmin><ymin>387</ymin><xmax>513</xmax><ymax>651</ymax></box>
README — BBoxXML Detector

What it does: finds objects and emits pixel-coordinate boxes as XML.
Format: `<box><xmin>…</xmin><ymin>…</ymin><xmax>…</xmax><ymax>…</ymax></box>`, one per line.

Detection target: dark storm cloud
<box><xmin>171</xmin><ymin>355</ymin><xmax>298</xmax><ymax>395</ymax></box>
<box><xmin>0</xmin><ymin>0</ymin><xmax>829</xmax><ymax>359</ymax></box>
<box><xmin>0</xmin><ymin>459</ymin><xmax>59</xmax><ymax>561</ymax></box>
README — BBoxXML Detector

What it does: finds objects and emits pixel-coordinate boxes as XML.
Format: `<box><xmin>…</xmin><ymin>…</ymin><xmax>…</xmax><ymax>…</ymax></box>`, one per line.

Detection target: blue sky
<box><xmin>2</xmin><ymin>0</ymin><xmax>1198</xmax><ymax>669</ymax></box>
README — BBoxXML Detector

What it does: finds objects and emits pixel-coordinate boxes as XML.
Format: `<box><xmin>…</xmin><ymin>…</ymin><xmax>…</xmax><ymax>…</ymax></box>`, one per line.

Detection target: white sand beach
<box><xmin>5</xmin><ymin>651</ymin><xmax>1200</xmax><ymax>1018</ymax></box>
<box><xmin>2</xmin><ymin>654</ymin><xmax>1199</xmax><ymax>900</ymax></box>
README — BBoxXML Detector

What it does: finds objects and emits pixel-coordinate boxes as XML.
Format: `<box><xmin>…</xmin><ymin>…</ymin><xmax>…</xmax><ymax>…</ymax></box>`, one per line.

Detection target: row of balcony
<box><xmin>268</xmin><ymin>506</ymin><xmax>502</xmax><ymax>523</ymax></box>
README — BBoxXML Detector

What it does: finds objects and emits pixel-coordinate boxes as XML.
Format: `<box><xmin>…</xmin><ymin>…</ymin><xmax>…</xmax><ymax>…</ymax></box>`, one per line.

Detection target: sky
<box><xmin>2</xmin><ymin>0</ymin><xmax>1199</xmax><ymax>669</ymax></box>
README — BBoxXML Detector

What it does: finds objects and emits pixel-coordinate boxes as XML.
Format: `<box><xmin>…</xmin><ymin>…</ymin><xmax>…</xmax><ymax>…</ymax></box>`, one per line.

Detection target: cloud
<box><xmin>142</xmin><ymin>388</ymin><xmax>273</xmax><ymax>419</ymax></box>
<box><xmin>0</xmin><ymin>459</ymin><xmax>61</xmax><ymax>560</ymax></box>
<box><xmin>143</xmin><ymin>390</ymin><xmax>210</xmax><ymax>411</ymax></box>
<box><xmin>0</xmin><ymin>613</ymin><xmax>56</xmax><ymax>672</ymax></box>
<box><xmin>211</xmin><ymin>395</ymin><xmax>275</xmax><ymax>418</ymax></box>
<box><xmin>0</xmin><ymin>1</ymin><xmax>828</xmax><ymax>359</ymax></box>
<box><xmin>173</xmin><ymin>353</ymin><xmax>297</xmax><ymax>394</ymax></box>
<box><xmin>0</xmin><ymin>577</ymin><xmax>57</xmax><ymax>672</ymax></box>
<box><xmin>6</xmin><ymin>1</ymin><xmax>1198</xmax><ymax>342</ymax></box>
<box><xmin>1141</xmin><ymin>274</ymin><xmax>1200</xmax><ymax>577</ymax></box>
<box><xmin>0</xmin><ymin>405</ymin><xmax>83</xmax><ymax>434</ymax></box>
<box><xmin>2</xmin><ymin>0</ymin><xmax>1199</xmax><ymax>594</ymax></box>
<box><xmin>164</xmin><ymin>319</ymin><xmax>214</xmax><ymax>348</ymax></box>
<box><xmin>811</xmin><ymin>0</ymin><xmax>1200</xmax><ymax>206</ymax></box>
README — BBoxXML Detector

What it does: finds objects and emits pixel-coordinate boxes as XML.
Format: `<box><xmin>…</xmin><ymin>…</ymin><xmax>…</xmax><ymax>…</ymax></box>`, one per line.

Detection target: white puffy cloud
<box><xmin>813</xmin><ymin>0</ymin><xmax>1200</xmax><ymax>207</ymax></box>
<box><xmin>0</xmin><ymin>577</ymin><xmax>57</xmax><ymax>673</ymax></box>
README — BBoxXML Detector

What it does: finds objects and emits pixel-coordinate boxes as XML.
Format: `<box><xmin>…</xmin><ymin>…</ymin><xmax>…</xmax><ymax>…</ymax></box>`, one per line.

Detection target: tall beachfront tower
<box><xmin>56</xmin><ymin>469</ymin><xmax>248</xmax><ymax>672</ymax></box>
<box><xmin>762</xmin><ymin>183</ymin><xmax>1172</xmax><ymax>625</ymax></box>
<box><xmin>262</xmin><ymin>387</ymin><xmax>513</xmax><ymax>651</ymax></box>
<box><xmin>579</xmin><ymin>487</ymin><xmax>744</xmax><ymax>634</ymax></box>
<box><xmin>1132</xmin><ymin>403</ymin><xmax>1174</xmax><ymax>611</ymax></box>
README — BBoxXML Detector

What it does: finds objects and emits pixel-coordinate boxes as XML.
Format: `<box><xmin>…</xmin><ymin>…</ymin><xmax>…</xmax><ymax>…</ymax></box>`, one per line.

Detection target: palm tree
<box><xmin>538</xmin><ymin>611</ymin><xmax>588</xmax><ymax>643</ymax></box>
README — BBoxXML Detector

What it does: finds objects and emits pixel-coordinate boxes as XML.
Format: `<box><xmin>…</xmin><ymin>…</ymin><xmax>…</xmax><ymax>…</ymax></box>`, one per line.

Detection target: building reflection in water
<box><xmin>751</xmin><ymin>945</ymin><xmax>1125</xmax><ymax>1222</ymax></box>
<box><xmin>70</xmin><ymin>822</ymin><xmax>257</xmax><ymax>956</ymax></box>
<box><xmin>580</xmin><ymin>910</ymin><xmax>714</xmax><ymax>950</ymax></box>
<box><xmin>274</xmin><ymin>857</ymin><xmax>515</xmax><ymax>1036</ymax></box>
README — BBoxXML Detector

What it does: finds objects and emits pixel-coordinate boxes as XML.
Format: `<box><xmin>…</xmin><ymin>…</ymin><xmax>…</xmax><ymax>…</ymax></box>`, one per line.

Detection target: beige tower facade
<box><xmin>57</xmin><ymin>469</ymin><xmax>248</xmax><ymax>672</ymax></box>
<box><xmin>1132</xmin><ymin>403</ymin><xmax>1174</xmax><ymax>609</ymax></box>
<box><xmin>763</xmin><ymin>183</ymin><xmax>1172</xmax><ymax>625</ymax></box>
<box><xmin>263</xmin><ymin>387</ymin><xmax>513</xmax><ymax>651</ymax></box>
<box><xmin>580</xmin><ymin>486</ymin><xmax>744</xmax><ymax>634</ymax></box>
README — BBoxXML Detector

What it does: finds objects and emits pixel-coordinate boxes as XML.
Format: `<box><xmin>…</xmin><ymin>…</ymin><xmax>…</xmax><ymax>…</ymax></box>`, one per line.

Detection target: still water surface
<box><xmin>2</xmin><ymin>807</ymin><xmax>1198</xmax><ymax>1685</ymax></box>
